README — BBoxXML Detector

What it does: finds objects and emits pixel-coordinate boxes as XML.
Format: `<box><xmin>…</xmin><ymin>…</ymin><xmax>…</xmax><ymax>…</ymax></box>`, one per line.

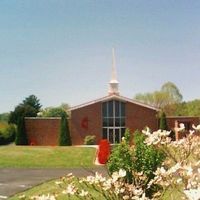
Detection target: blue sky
<box><xmin>0</xmin><ymin>0</ymin><xmax>200</xmax><ymax>113</ymax></box>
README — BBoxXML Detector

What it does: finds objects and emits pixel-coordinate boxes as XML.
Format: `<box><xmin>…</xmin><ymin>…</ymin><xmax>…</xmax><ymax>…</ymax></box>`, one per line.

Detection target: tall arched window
<box><xmin>102</xmin><ymin>100</ymin><xmax>126</xmax><ymax>143</ymax></box>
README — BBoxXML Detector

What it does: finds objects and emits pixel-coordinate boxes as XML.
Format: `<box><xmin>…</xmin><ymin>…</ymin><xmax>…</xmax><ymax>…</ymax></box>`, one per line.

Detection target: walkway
<box><xmin>0</xmin><ymin>167</ymin><xmax>107</xmax><ymax>199</ymax></box>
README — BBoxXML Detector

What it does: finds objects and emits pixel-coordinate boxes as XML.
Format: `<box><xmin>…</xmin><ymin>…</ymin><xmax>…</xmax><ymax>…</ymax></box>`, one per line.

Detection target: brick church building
<box><xmin>25</xmin><ymin>50</ymin><xmax>199</xmax><ymax>145</ymax></box>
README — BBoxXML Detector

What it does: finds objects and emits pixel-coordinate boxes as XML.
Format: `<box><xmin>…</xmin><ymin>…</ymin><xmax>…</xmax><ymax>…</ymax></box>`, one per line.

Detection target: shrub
<box><xmin>84</xmin><ymin>135</ymin><xmax>96</xmax><ymax>145</ymax></box>
<box><xmin>0</xmin><ymin>124</ymin><xmax>16</xmax><ymax>145</ymax></box>
<box><xmin>59</xmin><ymin>113</ymin><xmax>71</xmax><ymax>146</ymax></box>
<box><xmin>107</xmin><ymin>129</ymin><xmax>165</xmax><ymax>193</ymax></box>
<box><xmin>159</xmin><ymin>112</ymin><xmax>168</xmax><ymax>130</ymax></box>
<box><xmin>133</xmin><ymin>130</ymin><xmax>165</xmax><ymax>180</ymax></box>
<box><xmin>97</xmin><ymin>139</ymin><xmax>110</xmax><ymax>164</ymax></box>
<box><xmin>107</xmin><ymin>129</ymin><xmax>133</xmax><ymax>182</ymax></box>
<box><xmin>133</xmin><ymin>130</ymin><xmax>165</xmax><ymax>197</ymax></box>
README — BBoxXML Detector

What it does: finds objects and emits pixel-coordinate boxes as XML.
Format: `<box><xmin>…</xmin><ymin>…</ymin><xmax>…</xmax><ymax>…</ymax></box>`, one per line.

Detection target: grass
<box><xmin>9</xmin><ymin>177</ymin><xmax>106</xmax><ymax>200</ymax></box>
<box><xmin>9</xmin><ymin>177</ymin><xmax>185</xmax><ymax>200</ymax></box>
<box><xmin>0</xmin><ymin>146</ymin><xmax>96</xmax><ymax>168</ymax></box>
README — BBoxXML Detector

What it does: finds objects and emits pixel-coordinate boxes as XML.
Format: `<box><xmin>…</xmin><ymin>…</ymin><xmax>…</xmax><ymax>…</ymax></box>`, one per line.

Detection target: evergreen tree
<box><xmin>15</xmin><ymin>117</ymin><xmax>28</xmax><ymax>145</ymax></box>
<box><xmin>59</xmin><ymin>113</ymin><xmax>71</xmax><ymax>146</ymax></box>
<box><xmin>159</xmin><ymin>112</ymin><xmax>168</xmax><ymax>130</ymax></box>
<box><xmin>9</xmin><ymin>95</ymin><xmax>42</xmax><ymax>125</ymax></box>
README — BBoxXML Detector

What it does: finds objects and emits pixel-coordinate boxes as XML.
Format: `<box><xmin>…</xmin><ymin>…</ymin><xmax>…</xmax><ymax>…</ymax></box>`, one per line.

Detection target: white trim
<box><xmin>25</xmin><ymin>117</ymin><xmax>61</xmax><ymax>120</ymax></box>
<box><xmin>69</xmin><ymin>94</ymin><xmax>159</xmax><ymax>111</ymax></box>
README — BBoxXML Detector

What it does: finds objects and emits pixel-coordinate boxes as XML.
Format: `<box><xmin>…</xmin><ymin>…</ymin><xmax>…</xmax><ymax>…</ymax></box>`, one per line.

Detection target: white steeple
<box><xmin>108</xmin><ymin>48</ymin><xmax>119</xmax><ymax>95</ymax></box>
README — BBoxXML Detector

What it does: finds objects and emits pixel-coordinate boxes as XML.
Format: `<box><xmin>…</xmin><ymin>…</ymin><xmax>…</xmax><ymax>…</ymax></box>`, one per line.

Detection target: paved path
<box><xmin>0</xmin><ymin>167</ymin><xmax>107</xmax><ymax>199</ymax></box>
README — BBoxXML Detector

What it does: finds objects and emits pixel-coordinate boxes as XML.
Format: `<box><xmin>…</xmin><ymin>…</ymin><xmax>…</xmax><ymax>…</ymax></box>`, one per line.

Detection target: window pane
<box><xmin>109</xmin><ymin>129</ymin><xmax>114</xmax><ymax>144</ymax></box>
<box><xmin>115</xmin><ymin>101</ymin><xmax>120</xmax><ymax>117</ymax></box>
<box><xmin>108</xmin><ymin>118</ymin><xmax>114</xmax><ymax>126</ymax></box>
<box><xmin>102</xmin><ymin>102</ymin><xmax>107</xmax><ymax>117</ymax></box>
<box><xmin>115</xmin><ymin>129</ymin><xmax>120</xmax><ymax>143</ymax></box>
<box><xmin>121</xmin><ymin>128</ymin><xmax>126</xmax><ymax>138</ymax></box>
<box><xmin>103</xmin><ymin>128</ymin><xmax>107</xmax><ymax>139</ymax></box>
<box><xmin>121</xmin><ymin>102</ymin><xmax>125</xmax><ymax>117</ymax></box>
<box><xmin>108</xmin><ymin>101</ymin><xmax>113</xmax><ymax>117</ymax></box>
<box><xmin>115</xmin><ymin>117</ymin><xmax>120</xmax><ymax>127</ymax></box>
<box><xmin>103</xmin><ymin>118</ymin><xmax>108</xmax><ymax>127</ymax></box>
<box><xmin>120</xmin><ymin>117</ymin><xmax>125</xmax><ymax>126</ymax></box>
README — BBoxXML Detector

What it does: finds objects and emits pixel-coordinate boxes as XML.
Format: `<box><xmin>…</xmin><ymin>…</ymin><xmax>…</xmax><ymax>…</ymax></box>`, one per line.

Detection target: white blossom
<box><xmin>31</xmin><ymin>194</ymin><xmax>56</xmax><ymax>200</ymax></box>
<box><xmin>119</xmin><ymin>169</ymin><xmax>126</xmax><ymax>178</ymax></box>
<box><xmin>184</xmin><ymin>189</ymin><xmax>200</xmax><ymax>200</ymax></box>
<box><xmin>79</xmin><ymin>189</ymin><xmax>88</xmax><ymax>197</ymax></box>
<box><xmin>63</xmin><ymin>183</ymin><xmax>77</xmax><ymax>195</ymax></box>
<box><xmin>192</xmin><ymin>124</ymin><xmax>200</xmax><ymax>132</ymax></box>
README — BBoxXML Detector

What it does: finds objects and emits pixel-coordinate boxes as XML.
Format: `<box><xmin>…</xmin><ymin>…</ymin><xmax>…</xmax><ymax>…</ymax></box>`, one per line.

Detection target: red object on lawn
<box><xmin>97</xmin><ymin>139</ymin><xmax>110</xmax><ymax>164</ymax></box>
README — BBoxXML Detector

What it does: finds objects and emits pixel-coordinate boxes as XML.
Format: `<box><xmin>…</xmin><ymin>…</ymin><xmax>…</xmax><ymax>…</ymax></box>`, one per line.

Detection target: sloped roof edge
<box><xmin>69</xmin><ymin>94</ymin><xmax>160</xmax><ymax>111</ymax></box>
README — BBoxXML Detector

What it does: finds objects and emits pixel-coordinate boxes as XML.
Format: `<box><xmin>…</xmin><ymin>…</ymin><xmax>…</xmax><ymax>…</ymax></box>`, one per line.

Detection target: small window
<box><xmin>115</xmin><ymin>101</ymin><xmax>120</xmax><ymax>117</ymax></box>
<box><xmin>108</xmin><ymin>117</ymin><xmax>114</xmax><ymax>127</ymax></box>
<box><xmin>115</xmin><ymin>117</ymin><xmax>120</xmax><ymax>127</ymax></box>
<box><xmin>103</xmin><ymin>128</ymin><xmax>107</xmax><ymax>139</ymax></box>
<box><xmin>102</xmin><ymin>102</ymin><xmax>107</xmax><ymax>117</ymax></box>
<box><xmin>120</xmin><ymin>117</ymin><xmax>125</xmax><ymax>126</ymax></box>
<box><xmin>121</xmin><ymin>128</ymin><xmax>126</xmax><ymax>138</ymax></box>
<box><xmin>108</xmin><ymin>101</ymin><xmax>113</xmax><ymax>117</ymax></box>
<box><xmin>115</xmin><ymin>129</ymin><xmax>120</xmax><ymax>143</ymax></box>
<box><xmin>121</xmin><ymin>102</ymin><xmax>125</xmax><ymax>117</ymax></box>
<box><xmin>103</xmin><ymin>118</ymin><xmax>108</xmax><ymax>127</ymax></box>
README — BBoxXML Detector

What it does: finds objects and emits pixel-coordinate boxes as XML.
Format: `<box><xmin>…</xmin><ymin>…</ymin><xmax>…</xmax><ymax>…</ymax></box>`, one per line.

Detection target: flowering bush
<box><xmin>107</xmin><ymin>129</ymin><xmax>165</xmax><ymax>197</ymax></box>
<box><xmin>97</xmin><ymin>139</ymin><xmax>110</xmax><ymax>164</ymax></box>
<box><xmin>143</xmin><ymin>124</ymin><xmax>200</xmax><ymax>199</ymax></box>
<box><xmin>33</xmin><ymin>170</ymin><xmax>151</xmax><ymax>200</ymax></box>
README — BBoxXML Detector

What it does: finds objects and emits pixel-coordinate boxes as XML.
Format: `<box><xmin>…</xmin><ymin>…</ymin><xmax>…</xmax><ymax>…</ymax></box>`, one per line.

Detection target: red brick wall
<box><xmin>70</xmin><ymin>102</ymin><xmax>102</xmax><ymax>145</ymax></box>
<box><xmin>166</xmin><ymin>117</ymin><xmax>200</xmax><ymax>139</ymax></box>
<box><xmin>25</xmin><ymin>118</ymin><xmax>61</xmax><ymax>146</ymax></box>
<box><xmin>126</xmin><ymin>102</ymin><xmax>158</xmax><ymax>134</ymax></box>
<box><xmin>70</xmin><ymin>101</ymin><xmax>159</xmax><ymax>145</ymax></box>
<box><xmin>25</xmin><ymin>101</ymin><xmax>159</xmax><ymax>146</ymax></box>
<box><xmin>167</xmin><ymin>117</ymin><xmax>200</xmax><ymax>130</ymax></box>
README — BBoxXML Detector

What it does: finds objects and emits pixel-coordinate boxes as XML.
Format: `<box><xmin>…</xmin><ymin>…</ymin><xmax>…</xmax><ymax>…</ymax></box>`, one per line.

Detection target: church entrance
<box><xmin>103</xmin><ymin>127</ymin><xmax>125</xmax><ymax>144</ymax></box>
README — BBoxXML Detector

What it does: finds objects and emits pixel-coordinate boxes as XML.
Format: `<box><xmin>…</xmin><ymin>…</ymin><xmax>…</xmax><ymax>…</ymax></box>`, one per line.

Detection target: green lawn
<box><xmin>0</xmin><ymin>146</ymin><xmax>96</xmax><ymax>168</ymax></box>
<box><xmin>10</xmin><ymin>177</ymin><xmax>106</xmax><ymax>200</ymax></box>
<box><xmin>9</xmin><ymin>176</ymin><xmax>106</xmax><ymax>200</ymax></box>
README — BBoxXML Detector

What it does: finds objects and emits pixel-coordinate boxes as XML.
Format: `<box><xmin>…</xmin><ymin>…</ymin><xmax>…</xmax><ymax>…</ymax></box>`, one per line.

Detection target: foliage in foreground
<box><xmin>107</xmin><ymin>129</ymin><xmax>165</xmax><ymax>196</ymax></box>
<box><xmin>107</xmin><ymin>129</ymin><xmax>133</xmax><ymax>183</ymax></box>
<box><xmin>21</xmin><ymin>124</ymin><xmax>200</xmax><ymax>200</ymax></box>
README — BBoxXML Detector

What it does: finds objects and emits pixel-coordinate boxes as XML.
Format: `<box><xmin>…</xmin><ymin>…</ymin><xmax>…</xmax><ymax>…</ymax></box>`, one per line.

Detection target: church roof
<box><xmin>69</xmin><ymin>94</ymin><xmax>160</xmax><ymax>111</ymax></box>
<box><xmin>70</xmin><ymin>49</ymin><xmax>159</xmax><ymax>112</ymax></box>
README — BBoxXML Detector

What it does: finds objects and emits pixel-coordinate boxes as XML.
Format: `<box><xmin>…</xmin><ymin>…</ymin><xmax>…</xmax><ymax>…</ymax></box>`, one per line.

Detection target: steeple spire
<box><xmin>108</xmin><ymin>48</ymin><xmax>119</xmax><ymax>95</ymax></box>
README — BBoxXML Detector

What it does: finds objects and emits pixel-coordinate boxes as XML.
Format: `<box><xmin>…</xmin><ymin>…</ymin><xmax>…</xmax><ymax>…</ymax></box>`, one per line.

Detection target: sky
<box><xmin>0</xmin><ymin>0</ymin><xmax>200</xmax><ymax>113</ymax></box>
